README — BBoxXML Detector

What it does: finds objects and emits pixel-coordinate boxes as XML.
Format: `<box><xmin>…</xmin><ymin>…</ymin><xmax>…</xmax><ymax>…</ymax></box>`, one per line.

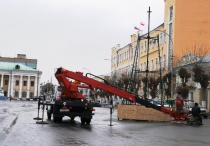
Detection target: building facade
<box><xmin>110</xmin><ymin>0</ymin><xmax>210</xmax><ymax>107</ymax></box>
<box><xmin>138</xmin><ymin>24</ymin><xmax>167</xmax><ymax>73</ymax></box>
<box><xmin>0</xmin><ymin>54</ymin><xmax>42</xmax><ymax>99</ymax></box>
<box><xmin>164</xmin><ymin>0</ymin><xmax>210</xmax><ymax>65</ymax></box>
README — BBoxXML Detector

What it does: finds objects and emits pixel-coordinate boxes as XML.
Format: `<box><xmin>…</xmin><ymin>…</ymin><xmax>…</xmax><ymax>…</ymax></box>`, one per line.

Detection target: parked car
<box><xmin>29</xmin><ymin>96</ymin><xmax>41</xmax><ymax>101</ymax></box>
<box><xmin>0</xmin><ymin>88</ymin><xmax>6</xmax><ymax>100</ymax></box>
<box><xmin>150</xmin><ymin>99</ymin><xmax>170</xmax><ymax>108</ymax></box>
<box><xmin>184</xmin><ymin>102</ymin><xmax>208</xmax><ymax>118</ymax></box>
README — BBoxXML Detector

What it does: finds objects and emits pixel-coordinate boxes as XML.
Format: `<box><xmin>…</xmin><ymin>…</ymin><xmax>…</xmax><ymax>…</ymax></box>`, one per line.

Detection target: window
<box><xmin>169</xmin><ymin>6</ymin><xmax>173</xmax><ymax>22</ymax></box>
<box><xmin>22</xmin><ymin>92</ymin><xmax>27</xmax><ymax>97</ymax></box>
<box><xmin>141</xmin><ymin>45</ymin><xmax>143</xmax><ymax>53</ymax></box>
<box><xmin>30</xmin><ymin>92</ymin><xmax>34</xmax><ymax>98</ymax></box>
<box><xmin>4</xmin><ymin>80</ymin><xmax>8</xmax><ymax>85</ymax></box>
<box><xmin>160</xmin><ymin>33</ymin><xmax>162</xmax><ymax>44</ymax></box>
<box><xmin>16</xmin><ymin>80</ymin><xmax>19</xmax><ymax>86</ymax></box>
<box><xmin>31</xmin><ymin>81</ymin><xmax>34</xmax><ymax>87</ymax></box>
<box><xmin>144</xmin><ymin>62</ymin><xmax>146</xmax><ymax>70</ymax></box>
<box><xmin>163</xmin><ymin>55</ymin><xmax>166</xmax><ymax>68</ymax></box>
<box><xmin>155</xmin><ymin>58</ymin><xmax>159</xmax><ymax>69</ymax></box>
<box><xmin>15</xmin><ymin>65</ymin><xmax>20</xmax><ymax>70</ymax></box>
<box><xmin>15</xmin><ymin>91</ymin><xmax>19</xmax><ymax>97</ymax></box>
<box><xmin>23</xmin><ymin>81</ymin><xmax>27</xmax><ymax>86</ymax></box>
<box><xmin>144</xmin><ymin>41</ymin><xmax>147</xmax><ymax>51</ymax></box>
<box><xmin>149</xmin><ymin>40</ymin><xmax>152</xmax><ymax>50</ymax></box>
<box><xmin>169</xmin><ymin>23</ymin><xmax>173</xmax><ymax>48</ymax></box>
<box><xmin>151</xmin><ymin>40</ymin><xmax>154</xmax><ymax>48</ymax></box>
<box><xmin>164</xmin><ymin>30</ymin><xmax>166</xmax><ymax>42</ymax></box>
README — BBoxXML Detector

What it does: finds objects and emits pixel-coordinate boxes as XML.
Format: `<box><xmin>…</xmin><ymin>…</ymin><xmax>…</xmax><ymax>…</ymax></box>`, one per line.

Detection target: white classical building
<box><xmin>0</xmin><ymin>55</ymin><xmax>42</xmax><ymax>99</ymax></box>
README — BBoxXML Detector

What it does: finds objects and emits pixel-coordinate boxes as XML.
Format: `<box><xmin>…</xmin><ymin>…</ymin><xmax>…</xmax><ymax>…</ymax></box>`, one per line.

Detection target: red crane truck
<box><xmin>44</xmin><ymin>67</ymin><xmax>187</xmax><ymax>124</ymax></box>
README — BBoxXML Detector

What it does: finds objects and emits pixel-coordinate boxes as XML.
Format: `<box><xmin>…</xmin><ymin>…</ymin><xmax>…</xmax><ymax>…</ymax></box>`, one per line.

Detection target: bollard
<box><xmin>33</xmin><ymin>97</ymin><xmax>42</xmax><ymax>120</ymax></box>
<box><xmin>108</xmin><ymin>106</ymin><xmax>113</xmax><ymax>126</ymax></box>
<box><xmin>109</xmin><ymin>99</ymin><xmax>113</xmax><ymax>126</ymax></box>
<box><xmin>36</xmin><ymin>103</ymin><xmax>49</xmax><ymax>124</ymax></box>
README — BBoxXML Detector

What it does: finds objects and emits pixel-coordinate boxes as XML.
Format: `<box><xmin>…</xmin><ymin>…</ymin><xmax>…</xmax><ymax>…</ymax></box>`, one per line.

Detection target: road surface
<box><xmin>0</xmin><ymin>100</ymin><xmax>210</xmax><ymax>146</ymax></box>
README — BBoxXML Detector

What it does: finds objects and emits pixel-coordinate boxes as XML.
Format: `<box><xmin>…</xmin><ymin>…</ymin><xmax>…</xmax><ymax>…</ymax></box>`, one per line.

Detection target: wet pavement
<box><xmin>0</xmin><ymin>100</ymin><xmax>210</xmax><ymax>146</ymax></box>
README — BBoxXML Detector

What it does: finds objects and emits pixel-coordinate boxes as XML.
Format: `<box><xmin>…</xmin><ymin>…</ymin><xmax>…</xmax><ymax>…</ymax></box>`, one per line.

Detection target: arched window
<box><xmin>15</xmin><ymin>91</ymin><xmax>19</xmax><ymax>97</ymax></box>
<box><xmin>22</xmin><ymin>92</ymin><xmax>27</xmax><ymax>97</ymax></box>
<box><xmin>15</xmin><ymin>65</ymin><xmax>20</xmax><ymax>70</ymax></box>
<box><xmin>30</xmin><ymin>92</ymin><xmax>34</xmax><ymax>98</ymax></box>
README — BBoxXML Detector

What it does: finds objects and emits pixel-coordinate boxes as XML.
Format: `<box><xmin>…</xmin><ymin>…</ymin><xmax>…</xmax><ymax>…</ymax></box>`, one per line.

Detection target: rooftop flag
<box><xmin>140</xmin><ymin>22</ymin><xmax>145</xmax><ymax>26</ymax></box>
<box><xmin>134</xmin><ymin>26</ymin><xmax>140</xmax><ymax>30</ymax></box>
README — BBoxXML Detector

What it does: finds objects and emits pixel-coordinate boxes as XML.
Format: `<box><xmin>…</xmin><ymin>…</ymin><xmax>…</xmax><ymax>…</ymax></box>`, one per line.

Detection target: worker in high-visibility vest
<box><xmin>176</xmin><ymin>92</ymin><xmax>183</xmax><ymax>113</ymax></box>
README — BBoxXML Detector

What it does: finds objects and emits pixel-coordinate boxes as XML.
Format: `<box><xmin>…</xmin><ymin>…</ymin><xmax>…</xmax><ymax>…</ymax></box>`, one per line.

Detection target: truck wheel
<box><xmin>47</xmin><ymin>112</ymin><xmax>51</xmax><ymax>120</ymax></box>
<box><xmin>195</xmin><ymin>120</ymin><xmax>199</xmax><ymax>125</ymax></box>
<box><xmin>57</xmin><ymin>117</ymin><xmax>62</xmax><ymax>123</ymax></box>
<box><xmin>86</xmin><ymin>118</ymin><xmax>91</xmax><ymax>124</ymax></box>
<box><xmin>81</xmin><ymin>118</ymin><xmax>86</xmax><ymax>124</ymax></box>
<box><xmin>53</xmin><ymin>116</ymin><xmax>58</xmax><ymax>123</ymax></box>
<box><xmin>203</xmin><ymin>115</ymin><xmax>208</xmax><ymax>119</ymax></box>
<box><xmin>70</xmin><ymin>117</ymin><xmax>75</xmax><ymax>121</ymax></box>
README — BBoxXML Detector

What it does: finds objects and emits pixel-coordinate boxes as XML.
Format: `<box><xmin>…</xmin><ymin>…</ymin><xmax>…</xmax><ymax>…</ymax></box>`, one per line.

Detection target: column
<box><xmin>37</xmin><ymin>77</ymin><xmax>40</xmax><ymax>97</ymax></box>
<box><xmin>1</xmin><ymin>74</ymin><xmax>4</xmax><ymax>88</ymax></box>
<box><xmin>27</xmin><ymin>76</ymin><xmax>30</xmax><ymax>98</ymax></box>
<box><xmin>7</xmin><ymin>75</ymin><xmax>11</xmax><ymax>97</ymax></box>
<box><xmin>19</xmin><ymin>75</ymin><xmax>23</xmax><ymax>98</ymax></box>
<box><xmin>10</xmin><ymin>75</ymin><xmax>15</xmax><ymax>97</ymax></box>
<box><xmin>34</xmin><ymin>76</ymin><xmax>37</xmax><ymax>96</ymax></box>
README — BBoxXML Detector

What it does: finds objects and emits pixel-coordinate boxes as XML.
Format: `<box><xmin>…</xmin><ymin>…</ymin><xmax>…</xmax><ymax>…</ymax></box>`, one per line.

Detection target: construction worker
<box><xmin>192</xmin><ymin>102</ymin><xmax>203</xmax><ymax>125</ymax></box>
<box><xmin>176</xmin><ymin>92</ymin><xmax>183</xmax><ymax>113</ymax></box>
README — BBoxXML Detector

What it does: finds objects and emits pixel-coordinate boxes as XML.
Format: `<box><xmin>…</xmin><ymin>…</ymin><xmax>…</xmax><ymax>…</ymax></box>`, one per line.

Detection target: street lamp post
<box><xmin>156</xmin><ymin>30</ymin><xmax>174</xmax><ymax>99</ymax></box>
<box><xmin>104</xmin><ymin>58</ymin><xmax>117</xmax><ymax>84</ymax></box>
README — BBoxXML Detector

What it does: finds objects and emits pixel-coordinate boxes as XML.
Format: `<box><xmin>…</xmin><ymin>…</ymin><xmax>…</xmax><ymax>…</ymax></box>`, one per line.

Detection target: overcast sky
<box><xmin>0</xmin><ymin>0</ymin><xmax>164</xmax><ymax>84</ymax></box>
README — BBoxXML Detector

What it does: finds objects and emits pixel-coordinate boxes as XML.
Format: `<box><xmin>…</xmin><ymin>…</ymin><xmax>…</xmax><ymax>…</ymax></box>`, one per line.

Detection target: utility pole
<box><xmin>144</xmin><ymin>7</ymin><xmax>152</xmax><ymax>99</ymax></box>
<box><xmin>157</xmin><ymin>34</ymin><xmax>164</xmax><ymax>105</ymax></box>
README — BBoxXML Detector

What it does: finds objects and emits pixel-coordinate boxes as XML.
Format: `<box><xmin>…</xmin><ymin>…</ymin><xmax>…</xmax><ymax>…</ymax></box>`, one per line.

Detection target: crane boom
<box><xmin>55</xmin><ymin>67</ymin><xmax>136</xmax><ymax>103</ymax></box>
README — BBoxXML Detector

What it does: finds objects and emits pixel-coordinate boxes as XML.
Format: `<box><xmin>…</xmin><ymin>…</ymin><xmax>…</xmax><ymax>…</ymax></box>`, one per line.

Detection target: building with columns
<box><xmin>0</xmin><ymin>55</ymin><xmax>42</xmax><ymax>99</ymax></box>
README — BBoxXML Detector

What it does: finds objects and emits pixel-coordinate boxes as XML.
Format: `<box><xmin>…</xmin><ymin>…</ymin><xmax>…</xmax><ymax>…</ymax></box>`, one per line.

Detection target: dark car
<box><xmin>28</xmin><ymin>96</ymin><xmax>41</xmax><ymax>101</ymax></box>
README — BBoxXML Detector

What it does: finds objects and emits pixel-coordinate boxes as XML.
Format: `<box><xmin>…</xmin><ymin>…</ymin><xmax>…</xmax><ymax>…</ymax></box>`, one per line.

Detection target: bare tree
<box><xmin>163</xmin><ymin>72</ymin><xmax>172</xmax><ymax>98</ymax></box>
<box><xmin>192</xmin><ymin>65</ymin><xmax>210</xmax><ymax>102</ymax></box>
<box><xmin>148</xmin><ymin>76</ymin><xmax>159</xmax><ymax>99</ymax></box>
<box><xmin>175</xmin><ymin>43</ymin><xmax>210</xmax><ymax>105</ymax></box>
<box><xmin>176</xmin><ymin>85</ymin><xmax>189</xmax><ymax>99</ymax></box>
<box><xmin>178</xmin><ymin>67</ymin><xmax>191</xmax><ymax>86</ymax></box>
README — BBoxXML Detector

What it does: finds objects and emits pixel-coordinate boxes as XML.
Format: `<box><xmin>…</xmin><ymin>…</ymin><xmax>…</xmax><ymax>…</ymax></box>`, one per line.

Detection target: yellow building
<box><xmin>111</xmin><ymin>25</ymin><xmax>167</xmax><ymax>76</ymax></box>
<box><xmin>139</xmin><ymin>24</ymin><xmax>167</xmax><ymax>73</ymax></box>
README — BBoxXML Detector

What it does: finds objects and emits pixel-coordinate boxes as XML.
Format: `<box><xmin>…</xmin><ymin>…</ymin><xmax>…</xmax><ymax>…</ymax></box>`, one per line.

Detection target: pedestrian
<box><xmin>176</xmin><ymin>92</ymin><xmax>183</xmax><ymax>113</ymax></box>
<box><xmin>192</xmin><ymin>102</ymin><xmax>203</xmax><ymax>125</ymax></box>
<box><xmin>176</xmin><ymin>92</ymin><xmax>182</xmax><ymax>101</ymax></box>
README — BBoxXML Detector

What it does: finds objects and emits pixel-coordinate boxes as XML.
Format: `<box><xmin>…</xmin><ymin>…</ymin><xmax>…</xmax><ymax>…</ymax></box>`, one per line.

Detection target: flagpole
<box><xmin>144</xmin><ymin>7</ymin><xmax>152</xmax><ymax>99</ymax></box>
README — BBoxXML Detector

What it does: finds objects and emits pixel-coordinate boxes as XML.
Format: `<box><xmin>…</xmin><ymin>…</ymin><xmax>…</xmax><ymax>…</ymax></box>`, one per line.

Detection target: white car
<box><xmin>184</xmin><ymin>102</ymin><xmax>208</xmax><ymax>118</ymax></box>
